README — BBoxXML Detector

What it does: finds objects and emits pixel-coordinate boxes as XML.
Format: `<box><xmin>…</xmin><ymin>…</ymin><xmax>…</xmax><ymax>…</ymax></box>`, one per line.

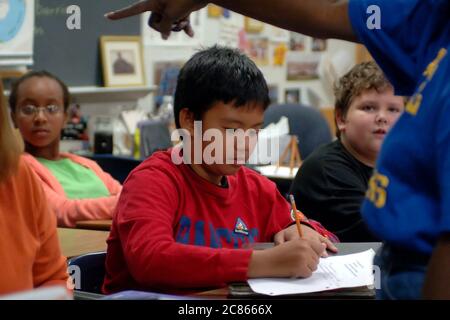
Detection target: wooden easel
<box><xmin>275</xmin><ymin>135</ymin><xmax>302</xmax><ymax>176</ymax></box>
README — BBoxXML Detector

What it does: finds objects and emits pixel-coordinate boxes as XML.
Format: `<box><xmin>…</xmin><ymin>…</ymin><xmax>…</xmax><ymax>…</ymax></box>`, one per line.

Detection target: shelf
<box><xmin>3</xmin><ymin>85</ymin><xmax>157</xmax><ymax>104</ymax></box>
<box><xmin>69</xmin><ymin>86</ymin><xmax>157</xmax><ymax>104</ymax></box>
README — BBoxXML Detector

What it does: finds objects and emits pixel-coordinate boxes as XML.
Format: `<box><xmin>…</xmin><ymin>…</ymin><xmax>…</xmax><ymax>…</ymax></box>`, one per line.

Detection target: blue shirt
<box><xmin>349</xmin><ymin>0</ymin><xmax>450</xmax><ymax>254</ymax></box>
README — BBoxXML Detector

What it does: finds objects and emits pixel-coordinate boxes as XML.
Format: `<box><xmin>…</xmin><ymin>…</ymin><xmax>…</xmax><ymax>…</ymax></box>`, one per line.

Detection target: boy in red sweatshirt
<box><xmin>103</xmin><ymin>46</ymin><xmax>337</xmax><ymax>293</ymax></box>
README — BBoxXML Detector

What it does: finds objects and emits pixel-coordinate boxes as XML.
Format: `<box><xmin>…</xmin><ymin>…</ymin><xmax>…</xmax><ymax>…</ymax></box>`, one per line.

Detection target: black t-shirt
<box><xmin>289</xmin><ymin>139</ymin><xmax>378</xmax><ymax>242</ymax></box>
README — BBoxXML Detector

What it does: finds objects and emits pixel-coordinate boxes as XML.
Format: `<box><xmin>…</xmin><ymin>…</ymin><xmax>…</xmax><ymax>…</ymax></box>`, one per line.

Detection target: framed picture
<box><xmin>289</xmin><ymin>32</ymin><xmax>306</xmax><ymax>51</ymax></box>
<box><xmin>100</xmin><ymin>36</ymin><xmax>146</xmax><ymax>87</ymax></box>
<box><xmin>268</xmin><ymin>85</ymin><xmax>279</xmax><ymax>104</ymax></box>
<box><xmin>284</xmin><ymin>88</ymin><xmax>301</xmax><ymax>104</ymax></box>
<box><xmin>312</xmin><ymin>38</ymin><xmax>327</xmax><ymax>52</ymax></box>
<box><xmin>286</xmin><ymin>52</ymin><xmax>321</xmax><ymax>81</ymax></box>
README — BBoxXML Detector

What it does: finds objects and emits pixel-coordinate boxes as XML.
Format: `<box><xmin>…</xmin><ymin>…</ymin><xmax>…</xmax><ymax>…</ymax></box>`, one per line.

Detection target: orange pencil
<box><xmin>289</xmin><ymin>194</ymin><xmax>303</xmax><ymax>238</ymax></box>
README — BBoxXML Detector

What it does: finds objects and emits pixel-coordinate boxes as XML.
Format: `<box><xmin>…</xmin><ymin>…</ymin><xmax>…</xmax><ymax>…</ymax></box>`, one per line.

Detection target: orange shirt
<box><xmin>0</xmin><ymin>159</ymin><xmax>68</xmax><ymax>295</ymax></box>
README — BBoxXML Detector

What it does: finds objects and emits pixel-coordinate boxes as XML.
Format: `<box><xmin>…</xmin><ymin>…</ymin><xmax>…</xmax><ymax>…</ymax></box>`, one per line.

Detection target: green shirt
<box><xmin>38</xmin><ymin>157</ymin><xmax>110</xmax><ymax>200</ymax></box>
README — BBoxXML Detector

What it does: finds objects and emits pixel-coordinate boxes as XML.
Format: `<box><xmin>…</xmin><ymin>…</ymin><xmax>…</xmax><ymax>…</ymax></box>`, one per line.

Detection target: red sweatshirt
<box><xmin>103</xmin><ymin>149</ymin><xmax>294</xmax><ymax>293</ymax></box>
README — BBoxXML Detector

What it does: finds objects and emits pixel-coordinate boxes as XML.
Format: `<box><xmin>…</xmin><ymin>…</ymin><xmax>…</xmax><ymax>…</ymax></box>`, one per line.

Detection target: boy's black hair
<box><xmin>174</xmin><ymin>45</ymin><xmax>270</xmax><ymax>128</ymax></box>
<box><xmin>8</xmin><ymin>70</ymin><xmax>70</xmax><ymax>112</ymax></box>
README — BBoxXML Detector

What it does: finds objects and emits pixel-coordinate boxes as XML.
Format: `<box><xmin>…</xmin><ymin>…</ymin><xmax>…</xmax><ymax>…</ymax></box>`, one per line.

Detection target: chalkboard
<box><xmin>33</xmin><ymin>0</ymin><xmax>140</xmax><ymax>86</ymax></box>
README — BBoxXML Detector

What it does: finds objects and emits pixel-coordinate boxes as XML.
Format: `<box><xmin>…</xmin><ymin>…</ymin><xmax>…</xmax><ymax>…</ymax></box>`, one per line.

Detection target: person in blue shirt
<box><xmin>105</xmin><ymin>0</ymin><xmax>450</xmax><ymax>299</ymax></box>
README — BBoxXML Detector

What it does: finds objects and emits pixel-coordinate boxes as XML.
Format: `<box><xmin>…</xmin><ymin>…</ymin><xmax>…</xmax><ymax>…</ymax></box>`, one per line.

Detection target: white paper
<box><xmin>120</xmin><ymin>109</ymin><xmax>147</xmax><ymax>134</ymax></box>
<box><xmin>254</xmin><ymin>165</ymin><xmax>298</xmax><ymax>179</ymax></box>
<box><xmin>258</xmin><ymin>116</ymin><xmax>290</xmax><ymax>139</ymax></box>
<box><xmin>0</xmin><ymin>285</ymin><xmax>72</xmax><ymax>300</ymax></box>
<box><xmin>247</xmin><ymin>116</ymin><xmax>291</xmax><ymax>165</ymax></box>
<box><xmin>248</xmin><ymin>249</ymin><xmax>375</xmax><ymax>296</ymax></box>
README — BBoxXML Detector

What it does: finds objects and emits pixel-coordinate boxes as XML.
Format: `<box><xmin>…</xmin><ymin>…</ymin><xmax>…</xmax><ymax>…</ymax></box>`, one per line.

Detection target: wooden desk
<box><xmin>76</xmin><ymin>219</ymin><xmax>112</xmax><ymax>231</ymax></box>
<box><xmin>73</xmin><ymin>242</ymin><xmax>382</xmax><ymax>299</ymax></box>
<box><xmin>57</xmin><ymin>228</ymin><xmax>109</xmax><ymax>259</ymax></box>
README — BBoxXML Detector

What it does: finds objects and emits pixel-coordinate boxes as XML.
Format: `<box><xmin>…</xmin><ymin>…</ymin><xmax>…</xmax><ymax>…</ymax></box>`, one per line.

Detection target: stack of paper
<box><xmin>248</xmin><ymin>116</ymin><xmax>291</xmax><ymax>165</ymax></box>
<box><xmin>254</xmin><ymin>165</ymin><xmax>299</xmax><ymax>179</ymax></box>
<box><xmin>248</xmin><ymin>249</ymin><xmax>375</xmax><ymax>296</ymax></box>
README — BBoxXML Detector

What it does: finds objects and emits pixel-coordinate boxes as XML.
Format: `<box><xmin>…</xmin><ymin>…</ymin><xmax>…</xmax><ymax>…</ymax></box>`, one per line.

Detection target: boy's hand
<box><xmin>274</xmin><ymin>224</ymin><xmax>338</xmax><ymax>257</ymax></box>
<box><xmin>105</xmin><ymin>0</ymin><xmax>207</xmax><ymax>39</ymax></box>
<box><xmin>248</xmin><ymin>239</ymin><xmax>325</xmax><ymax>278</ymax></box>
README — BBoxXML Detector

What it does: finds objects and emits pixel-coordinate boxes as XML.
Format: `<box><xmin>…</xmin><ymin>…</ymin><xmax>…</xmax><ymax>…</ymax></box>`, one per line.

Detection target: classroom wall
<box><xmin>68</xmin><ymin>6</ymin><xmax>358</xmax><ymax>152</ymax></box>
<box><xmin>139</xmin><ymin>7</ymin><xmax>357</xmax><ymax>112</ymax></box>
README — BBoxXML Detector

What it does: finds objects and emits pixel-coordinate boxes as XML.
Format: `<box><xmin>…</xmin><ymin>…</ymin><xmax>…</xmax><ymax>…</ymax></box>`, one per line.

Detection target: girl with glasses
<box><xmin>9</xmin><ymin>71</ymin><xmax>122</xmax><ymax>227</ymax></box>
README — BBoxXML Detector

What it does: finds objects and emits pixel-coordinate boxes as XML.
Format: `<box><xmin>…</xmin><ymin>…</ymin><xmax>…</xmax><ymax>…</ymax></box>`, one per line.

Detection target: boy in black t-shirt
<box><xmin>289</xmin><ymin>62</ymin><xmax>404</xmax><ymax>242</ymax></box>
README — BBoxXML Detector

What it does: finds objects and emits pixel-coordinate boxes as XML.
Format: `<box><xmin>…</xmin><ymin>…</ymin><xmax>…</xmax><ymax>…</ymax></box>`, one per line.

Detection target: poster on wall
<box><xmin>244</xmin><ymin>17</ymin><xmax>264</xmax><ymax>34</ymax></box>
<box><xmin>218</xmin><ymin>10</ymin><xmax>242</xmax><ymax>48</ymax></box>
<box><xmin>207</xmin><ymin>4</ymin><xmax>222</xmax><ymax>18</ymax></box>
<box><xmin>273</xmin><ymin>43</ymin><xmax>287</xmax><ymax>66</ymax></box>
<box><xmin>218</xmin><ymin>19</ymin><xmax>241</xmax><ymax>48</ymax></box>
<box><xmin>269</xmin><ymin>26</ymin><xmax>289</xmax><ymax>43</ymax></box>
<box><xmin>153</xmin><ymin>61</ymin><xmax>185</xmax><ymax>107</ymax></box>
<box><xmin>247</xmin><ymin>37</ymin><xmax>269</xmax><ymax>66</ymax></box>
<box><xmin>0</xmin><ymin>0</ymin><xmax>34</xmax><ymax>65</ymax></box>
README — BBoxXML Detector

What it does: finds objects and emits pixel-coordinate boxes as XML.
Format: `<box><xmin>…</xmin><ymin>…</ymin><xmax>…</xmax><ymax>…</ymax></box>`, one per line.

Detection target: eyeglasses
<box><xmin>18</xmin><ymin>105</ymin><xmax>62</xmax><ymax>117</ymax></box>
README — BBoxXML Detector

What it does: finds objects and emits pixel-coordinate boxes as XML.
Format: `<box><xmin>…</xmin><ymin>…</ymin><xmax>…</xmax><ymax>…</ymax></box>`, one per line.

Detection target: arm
<box><xmin>116</xmin><ymin>168</ymin><xmax>252</xmax><ymax>289</ymax></box>
<box><xmin>42</xmin><ymin>183</ymin><xmax>118</xmax><ymax>227</ymax></box>
<box><xmin>248</xmin><ymin>239</ymin><xmax>325</xmax><ymax>278</ymax></box>
<box><xmin>212</xmin><ymin>0</ymin><xmax>355</xmax><ymax>41</ymax></box>
<box><xmin>82</xmin><ymin>158</ymin><xmax>122</xmax><ymax>195</ymax></box>
<box><xmin>31</xmin><ymin>171</ymin><xmax>69</xmax><ymax>289</ymax></box>
<box><xmin>422</xmin><ymin>233</ymin><xmax>450</xmax><ymax>299</ymax></box>
<box><xmin>106</xmin><ymin>0</ymin><xmax>356</xmax><ymax>42</ymax></box>
<box><xmin>423</xmin><ymin>97</ymin><xmax>450</xmax><ymax>299</ymax></box>
<box><xmin>117</xmin><ymin>167</ymin><xmax>324</xmax><ymax>289</ymax></box>
<box><xmin>264</xmin><ymin>180</ymin><xmax>339</xmax><ymax>253</ymax></box>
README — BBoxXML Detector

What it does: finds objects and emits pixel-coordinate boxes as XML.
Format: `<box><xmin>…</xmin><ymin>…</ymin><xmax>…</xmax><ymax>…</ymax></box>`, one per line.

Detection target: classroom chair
<box><xmin>138</xmin><ymin>119</ymin><xmax>173</xmax><ymax>159</ymax></box>
<box><xmin>263</xmin><ymin>103</ymin><xmax>333</xmax><ymax>160</ymax></box>
<box><xmin>263</xmin><ymin>103</ymin><xmax>333</xmax><ymax>197</ymax></box>
<box><xmin>87</xmin><ymin>154</ymin><xmax>141</xmax><ymax>184</ymax></box>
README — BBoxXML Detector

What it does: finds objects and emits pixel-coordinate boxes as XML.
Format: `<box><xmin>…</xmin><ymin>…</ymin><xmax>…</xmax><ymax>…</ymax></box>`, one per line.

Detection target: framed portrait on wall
<box><xmin>286</xmin><ymin>52</ymin><xmax>321</xmax><ymax>81</ymax></box>
<box><xmin>284</xmin><ymin>88</ymin><xmax>301</xmax><ymax>104</ymax></box>
<box><xmin>312</xmin><ymin>38</ymin><xmax>327</xmax><ymax>52</ymax></box>
<box><xmin>100</xmin><ymin>36</ymin><xmax>146</xmax><ymax>87</ymax></box>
